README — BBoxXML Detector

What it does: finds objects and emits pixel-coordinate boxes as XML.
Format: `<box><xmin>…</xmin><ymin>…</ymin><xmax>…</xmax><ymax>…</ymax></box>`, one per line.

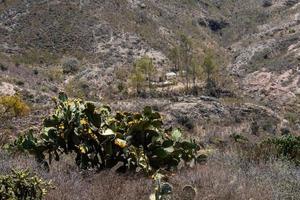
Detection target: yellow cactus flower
<box><xmin>114</xmin><ymin>138</ymin><xmax>127</xmax><ymax>148</ymax></box>
<box><xmin>79</xmin><ymin>145</ymin><xmax>87</xmax><ymax>154</ymax></box>
<box><xmin>80</xmin><ymin>118</ymin><xmax>88</xmax><ymax>125</ymax></box>
<box><xmin>128</xmin><ymin>120</ymin><xmax>138</xmax><ymax>126</ymax></box>
<box><xmin>67</xmin><ymin>101</ymin><xmax>73</xmax><ymax>106</ymax></box>
<box><xmin>59</xmin><ymin>124</ymin><xmax>64</xmax><ymax>130</ymax></box>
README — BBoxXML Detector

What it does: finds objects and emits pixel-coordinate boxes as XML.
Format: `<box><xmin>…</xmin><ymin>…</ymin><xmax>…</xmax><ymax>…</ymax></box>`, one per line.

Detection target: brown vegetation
<box><xmin>1</xmin><ymin>146</ymin><xmax>299</xmax><ymax>200</ymax></box>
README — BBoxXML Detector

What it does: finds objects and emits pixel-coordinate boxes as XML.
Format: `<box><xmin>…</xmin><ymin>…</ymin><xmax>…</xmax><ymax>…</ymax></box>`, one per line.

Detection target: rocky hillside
<box><xmin>1</xmin><ymin>2</ymin><xmax>300</xmax><ymax>200</ymax></box>
<box><xmin>227</xmin><ymin>0</ymin><xmax>300</xmax><ymax>108</ymax></box>
<box><xmin>0</xmin><ymin>0</ymin><xmax>300</xmax><ymax>133</ymax></box>
<box><xmin>0</xmin><ymin>0</ymin><xmax>225</xmax><ymax>99</ymax></box>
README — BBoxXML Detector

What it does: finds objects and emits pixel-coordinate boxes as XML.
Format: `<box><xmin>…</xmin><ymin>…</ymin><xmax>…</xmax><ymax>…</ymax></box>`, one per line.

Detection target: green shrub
<box><xmin>263</xmin><ymin>135</ymin><xmax>300</xmax><ymax>164</ymax></box>
<box><xmin>230</xmin><ymin>133</ymin><xmax>248</xmax><ymax>143</ymax></box>
<box><xmin>0</xmin><ymin>63</ymin><xmax>8</xmax><ymax>71</ymax></box>
<box><xmin>11</xmin><ymin>93</ymin><xmax>201</xmax><ymax>174</ymax></box>
<box><xmin>15</xmin><ymin>80</ymin><xmax>25</xmax><ymax>86</ymax></box>
<box><xmin>239</xmin><ymin>135</ymin><xmax>300</xmax><ymax>165</ymax></box>
<box><xmin>0</xmin><ymin>169</ymin><xmax>52</xmax><ymax>200</ymax></box>
<box><xmin>289</xmin><ymin>29</ymin><xmax>296</xmax><ymax>34</ymax></box>
<box><xmin>177</xmin><ymin>115</ymin><xmax>194</xmax><ymax>130</ymax></box>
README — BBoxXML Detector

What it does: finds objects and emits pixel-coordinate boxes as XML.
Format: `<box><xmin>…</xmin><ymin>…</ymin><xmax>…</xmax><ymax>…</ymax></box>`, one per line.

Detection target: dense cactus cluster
<box><xmin>11</xmin><ymin>93</ymin><xmax>202</xmax><ymax>174</ymax></box>
<box><xmin>0</xmin><ymin>169</ymin><xmax>52</xmax><ymax>200</ymax></box>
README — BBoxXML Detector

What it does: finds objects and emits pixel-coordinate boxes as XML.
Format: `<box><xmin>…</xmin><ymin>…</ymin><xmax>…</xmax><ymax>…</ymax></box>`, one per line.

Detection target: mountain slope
<box><xmin>0</xmin><ymin>0</ymin><xmax>299</xmax><ymax>132</ymax></box>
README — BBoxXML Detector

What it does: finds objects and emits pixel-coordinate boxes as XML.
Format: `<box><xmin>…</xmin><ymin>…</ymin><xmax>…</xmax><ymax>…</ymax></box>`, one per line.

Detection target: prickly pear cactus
<box><xmin>11</xmin><ymin>93</ymin><xmax>202</xmax><ymax>174</ymax></box>
<box><xmin>149</xmin><ymin>173</ymin><xmax>173</xmax><ymax>200</ymax></box>
<box><xmin>0</xmin><ymin>169</ymin><xmax>52</xmax><ymax>200</ymax></box>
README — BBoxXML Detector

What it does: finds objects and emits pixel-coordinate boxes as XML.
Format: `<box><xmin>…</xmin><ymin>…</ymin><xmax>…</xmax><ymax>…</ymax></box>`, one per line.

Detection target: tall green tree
<box><xmin>179</xmin><ymin>34</ymin><xmax>193</xmax><ymax>92</ymax></box>
<box><xmin>134</xmin><ymin>56</ymin><xmax>156</xmax><ymax>92</ymax></box>
<box><xmin>129</xmin><ymin>65</ymin><xmax>145</xmax><ymax>96</ymax></box>
<box><xmin>169</xmin><ymin>46</ymin><xmax>181</xmax><ymax>72</ymax></box>
<box><xmin>191</xmin><ymin>55</ymin><xmax>202</xmax><ymax>94</ymax></box>
<box><xmin>130</xmin><ymin>56</ymin><xmax>157</xmax><ymax>96</ymax></box>
<box><xmin>202</xmin><ymin>53</ymin><xmax>218</xmax><ymax>97</ymax></box>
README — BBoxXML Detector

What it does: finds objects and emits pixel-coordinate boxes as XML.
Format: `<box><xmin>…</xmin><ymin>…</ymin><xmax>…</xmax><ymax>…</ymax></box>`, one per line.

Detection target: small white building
<box><xmin>166</xmin><ymin>72</ymin><xmax>177</xmax><ymax>80</ymax></box>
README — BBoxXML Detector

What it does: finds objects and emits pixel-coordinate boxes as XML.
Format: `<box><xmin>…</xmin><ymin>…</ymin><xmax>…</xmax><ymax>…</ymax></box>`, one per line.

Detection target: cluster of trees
<box><xmin>129</xmin><ymin>56</ymin><xmax>156</xmax><ymax>96</ymax></box>
<box><xmin>169</xmin><ymin>34</ymin><xmax>219</xmax><ymax>96</ymax></box>
<box><xmin>114</xmin><ymin>34</ymin><xmax>220</xmax><ymax>98</ymax></box>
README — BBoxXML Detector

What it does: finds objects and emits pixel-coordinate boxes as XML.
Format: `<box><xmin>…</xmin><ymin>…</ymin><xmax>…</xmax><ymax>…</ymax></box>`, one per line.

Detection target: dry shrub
<box><xmin>170</xmin><ymin>152</ymin><xmax>300</xmax><ymax>200</ymax></box>
<box><xmin>11</xmin><ymin>49</ymin><xmax>59</xmax><ymax>65</ymax></box>
<box><xmin>1</xmin><ymin>148</ymin><xmax>299</xmax><ymax>200</ymax></box>
<box><xmin>0</xmin><ymin>95</ymin><xmax>30</xmax><ymax>118</ymax></box>
<box><xmin>0</xmin><ymin>130</ymin><xmax>10</xmax><ymax>147</ymax></box>
<box><xmin>61</xmin><ymin>57</ymin><xmax>80</xmax><ymax>74</ymax></box>
<box><xmin>45</xmin><ymin>171</ymin><xmax>152</xmax><ymax>200</ymax></box>
<box><xmin>64</xmin><ymin>78</ymin><xmax>89</xmax><ymax>99</ymax></box>
<box><xmin>1</xmin><ymin>135</ymin><xmax>299</xmax><ymax>200</ymax></box>
<box><xmin>0</xmin><ymin>152</ymin><xmax>152</xmax><ymax>200</ymax></box>
<box><xmin>42</xmin><ymin>66</ymin><xmax>64</xmax><ymax>82</ymax></box>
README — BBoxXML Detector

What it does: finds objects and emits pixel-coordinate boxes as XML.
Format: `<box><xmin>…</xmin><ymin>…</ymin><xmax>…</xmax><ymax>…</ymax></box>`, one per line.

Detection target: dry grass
<box><xmin>0</xmin><ymin>152</ymin><xmax>153</xmax><ymax>200</ymax></box>
<box><xmin>1</xmin><ymin>104</ymin><xmax>299</xmax><ymax>200</ymax></box>
<box><xmin>1</xmin><ymin>148</ymin><xmax>299</xmax><ymax>200</ymax></box>
<box><xmin>171</xmin><ymin>152</ymin><xmax>300</xmax><ymax>200</ymax></box>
